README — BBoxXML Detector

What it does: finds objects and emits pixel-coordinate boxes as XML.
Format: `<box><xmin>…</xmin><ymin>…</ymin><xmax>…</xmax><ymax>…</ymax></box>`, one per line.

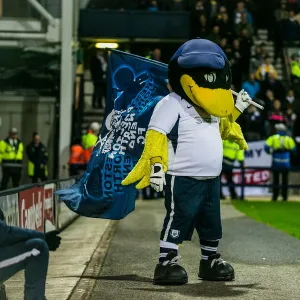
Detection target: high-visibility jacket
<box><xmin>82</xmin><ymin>132</ymin><xmax>98</xmax><ymax>162</ymax></box>
<box><xmin>265</xmin><ymin>133</ymin><xmax>296</xmax><ymax>169</ymax></box>
<box><xmin>26</xmin><ymin>142</ymin><xmax>48</xmax><ymax>177</ymax></box>
<box><xmin>291</xmin><ymin>60</ymin><xmax>300</xmax><ymax>78</ymax></box>
<box><xmin>82</xmin><ymin>132</ymin><xmax>98</xmax><ymax>150</ymax></box>
<box><xmin>255</xmin><ymin>64</ymin><xmax>278</xmax><ymax>81</ymax></box>
<box><xmin>0</xmin><ymin>138</ymin><xmax>23</xmax><ymax>167</ymax></box>
<box><xmin>69</xmin><ymin>144</ymin><xmax>86</xmax><ymax>165</ymax></box>
<box><xmin>223</xmin><ymin>140</ymin><xmax>244</xmax><ymax>166</ymax></box>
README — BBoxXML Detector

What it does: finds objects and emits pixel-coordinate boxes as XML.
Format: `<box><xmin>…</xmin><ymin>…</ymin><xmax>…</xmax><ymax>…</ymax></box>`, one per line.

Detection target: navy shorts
<box><xmin>160</xmin><ymin>174</ymin><xmax>222</xmax><ymax>244</ymax></box>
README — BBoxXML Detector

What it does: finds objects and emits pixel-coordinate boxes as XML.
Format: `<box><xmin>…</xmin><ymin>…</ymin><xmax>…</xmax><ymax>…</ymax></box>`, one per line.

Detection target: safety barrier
<box><xmin>0</xmin><ymin>177</ymin><xmax>78</xmax><ymax>233</ymax></box>
<box><xmin>221</xmin><ymin>166</ymin><xmax>300</xmax><ymax>200</ymax></box>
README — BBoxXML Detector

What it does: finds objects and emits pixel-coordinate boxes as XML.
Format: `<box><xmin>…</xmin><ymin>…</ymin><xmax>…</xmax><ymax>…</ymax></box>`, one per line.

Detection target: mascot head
<box><xmin>168</xmin><ymin>39</ymin><xmax>234</xmax><ymax>117</ymax></box>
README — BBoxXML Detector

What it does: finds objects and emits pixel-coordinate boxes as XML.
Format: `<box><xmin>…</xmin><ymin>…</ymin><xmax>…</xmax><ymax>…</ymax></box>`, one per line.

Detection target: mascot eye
<box><xmin>204</xmin><ymin>72</ymin><xmax>216</xmax><ymax>83</ymax></box>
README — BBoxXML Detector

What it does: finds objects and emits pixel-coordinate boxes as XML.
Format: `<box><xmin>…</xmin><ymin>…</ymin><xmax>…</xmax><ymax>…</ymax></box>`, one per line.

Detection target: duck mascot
<box><xmin>122</xmin><ymin>39</ymin><xmax>250</xmax><ymax>285</ymax></box>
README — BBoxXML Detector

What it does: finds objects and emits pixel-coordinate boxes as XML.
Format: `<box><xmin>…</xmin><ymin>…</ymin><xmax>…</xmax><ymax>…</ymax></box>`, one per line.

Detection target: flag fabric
<box><xmin>57</xmin><ymin>49</ymin><xmax>169</xmax><ymax>220</ymax></box>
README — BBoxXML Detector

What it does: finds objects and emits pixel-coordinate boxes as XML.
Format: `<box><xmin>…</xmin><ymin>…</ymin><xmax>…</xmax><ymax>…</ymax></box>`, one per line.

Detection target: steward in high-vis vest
<box><xmin>26</xmin><ymin>132</ymin><xmax>48</xmax><ymax>183</ymax></box>
<box><xmin>221</xmin><ymin>140</ymin><xmax>245</xmax><ymax>200</ymax></box>
<box><xmin>69</xmin><ymin>138</ymin><xmax>87</xmax><ymax>176</ymax></box>
<box><xmin>82</xmin><ymin>122</ymin><xmax>100</xmax><ymax>162</ymax></box>
<box><xmin>0</xmin><ymin>128</ymin><xmax>23</xmax><ymax>190</ymax></box>
<box><xmin>265</xmin><ymin>123</ymin><xmax>296</xmax><ymax>201</ymax></box>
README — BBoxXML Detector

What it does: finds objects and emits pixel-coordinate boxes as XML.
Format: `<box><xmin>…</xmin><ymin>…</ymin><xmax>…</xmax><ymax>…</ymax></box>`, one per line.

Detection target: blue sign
<box><xmin>57</xmin><ymin>50</ymin><xmax>169</xmax><ymax>220</ymax></box>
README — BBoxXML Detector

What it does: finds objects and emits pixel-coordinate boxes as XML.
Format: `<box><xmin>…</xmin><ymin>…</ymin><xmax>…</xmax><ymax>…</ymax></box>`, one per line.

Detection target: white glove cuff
<box><xmin>235</xmin><ymin>102</ymin><xmax>245</xmax><ymax>113</ymax></box>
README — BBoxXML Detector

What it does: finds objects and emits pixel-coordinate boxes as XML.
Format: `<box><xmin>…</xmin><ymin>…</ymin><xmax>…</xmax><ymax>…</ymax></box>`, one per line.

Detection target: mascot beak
<box><xmin>180</xmin><ymin>74</ymin><xmax>234</xmax><ymax>117</ymax></box>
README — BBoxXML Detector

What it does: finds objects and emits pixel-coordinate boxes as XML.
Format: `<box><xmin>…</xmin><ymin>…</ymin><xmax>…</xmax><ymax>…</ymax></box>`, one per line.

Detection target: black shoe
<box><xmin>153</xmin><ymin>251</ymin><xmax>188</xmax><ymax>285</ymax></box>
<box><xmin>199</xmin><ymin>253</ymin><xmax>234</xmax><ymax>281</ymax></box>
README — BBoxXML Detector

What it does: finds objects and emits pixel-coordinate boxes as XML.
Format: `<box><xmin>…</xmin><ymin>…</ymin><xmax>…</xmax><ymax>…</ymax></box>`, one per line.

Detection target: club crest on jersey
<box><xmin>170</xmin><ymin>229</ymin><xmax>180</xmax><ymax>238</ymax></box>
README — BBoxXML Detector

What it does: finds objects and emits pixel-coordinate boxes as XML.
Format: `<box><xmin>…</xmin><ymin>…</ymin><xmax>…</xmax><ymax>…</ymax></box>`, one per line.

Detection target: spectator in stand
<box><xmin>245</xmin><ymin>104</ymin><xmax>263</xmax><ymax>140</ymax></box>
<box><xmin>239</xmin><ymin>28</ymin><xmax>253</xmax><ymax>76</ymax></box>
<box><xmin>242</xmin><ymin>73</ymin><xmax>260</xmax><ymax>100</ymax></box>
<box><xmin>90</xmin><ymin>50</ymin><xmax>107</xmax><ymax>109</ymax></box>
<box><xmin>285</xmin><ymin>88</ymin><xmax>300</xmax><ymax>113</ymax></box>
<box><xmin>219</xmin><ymin>37</ymin><xmax>232</xmax><ymax>58</ymax></box>
<box><xmin>151</xmin><ymin>48</ymin><xmax>162</xmax><ymax>61</ymax></box>
<box><xmin>274</xmin><ymin>0</ymin><xmax>289</xmax><ymax>22</ymax></box>
<box><xmin>190</xmin><ymin>13</ymin><xmax>210</xmax><ymax>39</ymax></box>
<box><xmin>250</xmin><ymin>43</ymin><xmax>269</xmax><ymax>72</ymax></box>
<box><xmin>251</xmin><ymin>45</ymin><xmax>263</xmax><ymax>73</ymax></box>
<box><xmin>268</xmin><ymin>99</ymin><xmax>287</xmax><ymax>135</ymax></box>
<box><xmin>262</xmin><ymin>90</ymin><xmax>275</xmax><ymax>137</ymax></box>
<box><xmin>236</xmin><ymin>12</ymin><xmax>254</xmax><ymax>38</ymax></box>
<box><xmin>218</xmin><ymin>12</ymin><xmax>234</xmax><ymax>42</ymax></box>
<box><xmin>234</xmin><ymin>1</ymin><xmax>253</xmax><ymax>25</ymax></box>
<box><xmin>209</xmin><ymin>0</ymin><xmax>219</xmax><ymax>20</ymax></box>
<box><xmin>264</xmin><ymin>89</ymin><xmax>276</xmax><ymax>109</ymax></box>
<box><xmin>286</xmin><ymin>103</ymin><xmax>297</xmax><ymax>135</ymax></box>
<box><xmin>281</xmin><ymin>10</ymin><xmax>300</xmax><ymax>41</ymax></box>
<box><xmin>286</xmin><ymin>88</ymin><xmax>296</xmax><ymax>105</ymax></box>
<box><xmin>207</xmin><ymin>24</ymin><xmax>221</xmax><ymax>45</ymax></box>
<box><xmin>192</xmin><ymin>0</ymin><xmax>209</xmax><ymax>16</ymax></box>
<box><xmin>261</xmin><ymin>72</ymin><xmax>286</xmax><ymax>104</ymax></box>
<box><xmin>255</xmin><ymin>56</ymin><xmax>278</xmax><ymax>81</ymax></box>
<box><xmin>230</xmin><ymin>39</ymin><xmax>242</xmax><ymax>89</ymax></box>
<box><xmin>215</xmin><ymin>5</ymin><xmax>227</xmax><ymax>21</ymax></box>
<box><xmin>148</xmin><ymin>0</ymin><xmax>158</xmax><ymax>11</ymax></box>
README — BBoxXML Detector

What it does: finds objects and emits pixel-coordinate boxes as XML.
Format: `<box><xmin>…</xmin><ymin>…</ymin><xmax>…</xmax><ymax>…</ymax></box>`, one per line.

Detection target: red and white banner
<box><xmin>222</xmin><ymin>140</ymin><xmax>272</xmax><ymax>196</ymax></box>
<box><xmin>44</xmin><ymin>183</ymin><xmax>57</xmax><ymax>233</ymax></box>
<box><xmin>19</xmin><ymin>187</ymin><xmax>44</xmax><ymax>232</ymax></box>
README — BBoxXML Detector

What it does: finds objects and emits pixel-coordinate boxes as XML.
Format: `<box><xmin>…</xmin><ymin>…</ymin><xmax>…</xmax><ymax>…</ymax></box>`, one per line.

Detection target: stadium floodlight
<box><xmin>95</xmin><ymin>43</ymin><xmax>119</xmax><ymax>49</ymax></box>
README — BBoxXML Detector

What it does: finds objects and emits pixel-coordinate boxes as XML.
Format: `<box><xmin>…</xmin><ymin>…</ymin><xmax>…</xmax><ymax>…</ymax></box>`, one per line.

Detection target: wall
<box><xmin>0</xmin><ymin>95</ymin><xmax>57</xmax><ymax>185</ymax></box>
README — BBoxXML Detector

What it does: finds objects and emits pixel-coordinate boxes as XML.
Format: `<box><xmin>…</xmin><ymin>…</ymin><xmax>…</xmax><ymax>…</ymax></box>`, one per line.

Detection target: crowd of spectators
<box><xmin>88</xmin><ymin>0</ymin><xmax>300</xmax><ymax>142</ymax></box>
<box><xmin>188</xmin><ymin>0</ymin><xmax>299</xmax><ymax>141</ymax></box>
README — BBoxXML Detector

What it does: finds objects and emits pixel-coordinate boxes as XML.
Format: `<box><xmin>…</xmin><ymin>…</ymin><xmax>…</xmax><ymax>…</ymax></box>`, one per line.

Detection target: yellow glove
<box><xmin>122</xmin><ymin>129</ymin><xmax>168</xmax><ymax>189</ymax></box>
<box><xmin>220</xmin><ymin>117</ymin><xmax>248</xmax><ymax>150</ymax></box>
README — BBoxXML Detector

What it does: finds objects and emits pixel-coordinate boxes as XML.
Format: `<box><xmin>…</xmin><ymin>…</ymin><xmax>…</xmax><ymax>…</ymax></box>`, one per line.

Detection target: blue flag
<box><xmin>57</xmin><ymin>50</ymin><xmax>169</xmax><ymax>220</ymax></box>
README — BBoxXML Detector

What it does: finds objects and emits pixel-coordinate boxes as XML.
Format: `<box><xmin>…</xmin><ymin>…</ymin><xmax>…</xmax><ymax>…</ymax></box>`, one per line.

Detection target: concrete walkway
<box><xmin>90</xmin><ymin>200</ymin><xmax>300</xmax><ymax>300</ymax></box>
<box><xmin>4</xmin><ymin>217</ymin><xmax>111</xmax><ymax>300</ymax></box>
<box><xmin>4</xmin><ymin>200</ymin><xmax>300</xmax><ymax>299</ymax></box>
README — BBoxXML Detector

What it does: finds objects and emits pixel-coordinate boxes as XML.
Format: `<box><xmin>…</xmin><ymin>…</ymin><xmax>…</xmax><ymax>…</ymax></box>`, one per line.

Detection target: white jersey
<box><xmin>148</xmin><ymin>92</ymin><xmax>223</xmax><ymax>177</ymax></box>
